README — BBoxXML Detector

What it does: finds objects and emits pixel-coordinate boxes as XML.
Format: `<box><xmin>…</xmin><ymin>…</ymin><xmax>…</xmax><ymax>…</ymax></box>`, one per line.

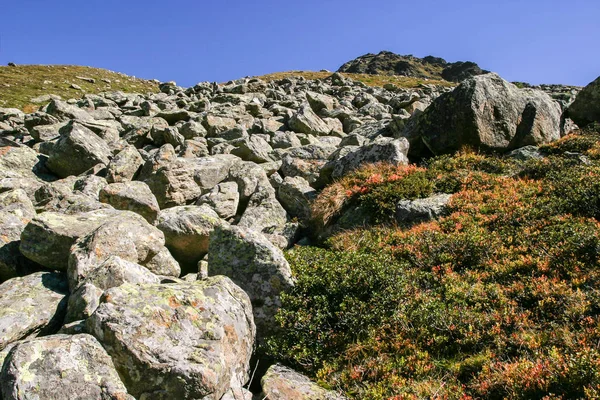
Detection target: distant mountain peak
<box><xmin>338</xmin><ymin>51</ymin><xmax>489</xmax><ymax>82</ymax></box>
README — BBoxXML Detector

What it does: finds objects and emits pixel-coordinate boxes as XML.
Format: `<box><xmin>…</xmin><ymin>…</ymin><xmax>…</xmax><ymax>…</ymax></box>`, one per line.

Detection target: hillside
<box><xmin>1</xmin><ymin>63</ymin><xmax>600</xmax><ymax>399</ymax></box>
<box><xmin>0</xmin><ymin>65</ymin><xmax>159</xmax><ymax>111</ymax></box>
<box><xmin>338</xmin><ymin>50</ymin><xmax>489</xmax><ymax>82</ymax></box>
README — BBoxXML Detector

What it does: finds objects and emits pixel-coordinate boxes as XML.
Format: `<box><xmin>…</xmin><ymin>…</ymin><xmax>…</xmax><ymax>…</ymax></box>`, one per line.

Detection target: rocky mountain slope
<box><xmin>0</xmin><ymin>63</ymin><xmax>599</xmax><ymax>399</ymax></box>
<box><xmin>338</xmin><ymin>50</ymin><xmax>490</xmax><ymax>82</ymax></box>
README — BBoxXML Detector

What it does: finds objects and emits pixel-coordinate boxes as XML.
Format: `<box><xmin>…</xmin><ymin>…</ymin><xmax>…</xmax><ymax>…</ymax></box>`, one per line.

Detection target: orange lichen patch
<box><xmin>168</xmin><ymin>296</ymin><xmax>181</xmax><ymax>308</ymax></box>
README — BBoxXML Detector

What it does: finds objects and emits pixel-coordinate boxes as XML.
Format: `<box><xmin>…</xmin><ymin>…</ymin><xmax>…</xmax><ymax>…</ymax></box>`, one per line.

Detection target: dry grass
<box><xmin>254</xmin><ymin>70</ymin><xmax>455</xmax><ymax>89</ymax></box>
<box><xmin>0</xmin><ymin>65</ymin><xmax>159</xmax><ymax>111</ymax></box>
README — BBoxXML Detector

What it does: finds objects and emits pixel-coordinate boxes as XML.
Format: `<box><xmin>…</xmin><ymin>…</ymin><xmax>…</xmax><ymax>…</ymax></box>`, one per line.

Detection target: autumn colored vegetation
<box><xmin>267</xmin><ymin>125</ymin><xmax>600</xmax><ymax>399</ymax></box>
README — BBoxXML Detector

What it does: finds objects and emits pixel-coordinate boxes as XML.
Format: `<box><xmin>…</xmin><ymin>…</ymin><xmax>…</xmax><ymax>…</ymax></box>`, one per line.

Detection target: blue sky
<box><xmin>1</xmin><ymin>0</ymin><xmax>598</xmax><ymax>87</ymax></box>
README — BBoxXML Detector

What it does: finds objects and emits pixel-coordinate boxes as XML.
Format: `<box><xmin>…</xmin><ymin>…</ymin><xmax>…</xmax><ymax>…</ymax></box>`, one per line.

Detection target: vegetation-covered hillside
<box><xmin>268</xmin><ymin>125</ymin><xmax>600</xmax><ymax>399</ymax></box>
<box><xmin>0</xmin><ymin>65</ymin><xmax>159</xmax><ymax>111</ymax></box>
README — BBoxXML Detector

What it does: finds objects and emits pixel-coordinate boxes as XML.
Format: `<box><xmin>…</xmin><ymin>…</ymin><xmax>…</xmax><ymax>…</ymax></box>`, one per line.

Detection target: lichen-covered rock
<box><xmin>0</xmin><ymin>189</ymin><xmax>39</xmax><ymax>282</ymax></box>
<box><xmin>45</xmin><ymin>98</ymin><xmax>94</xmax><ymax>122</ymax></box>
<box><xmin>261</xmin><ymin>364</ymin><xmax>348</xmax><ymax>400</ymax></box>
<box><xmin>288</xmin><ymin>103</ymin><xmax>331</xmax><ymax>136</ymax></box>
<box><xmin>403</xmin><ymin>73</ymin><xmax>562</xmax><ymax>155</ymax></box>
<box><xmin>230</xmin><ymin>135</ymin><xmax>274</xmax><ymax>163</ymax></box>
<box><xmin>46</xmin><ymin>121</ymin><xmax>112</xmax><ymax>178</ymax></box>
<box><xmin>20</xmin><ymin>209</ymin><xmax>120</xmax><ymax>271</ymax></box>
<box><xmin>156</xmin><ymin>205</ymin><xmax>223</xmax><ymax>272</ymax></box>
<box><xmin>396</xmin><ymin>193</ymin><xmax>452</xmax><ymax>224</ymax></box>
<box><xmin>86</xmin><ymin>277</ymin><xmax>255</xmax><ymax>400</ymax></box>
<box><xmin>0</xmin><ymin>334</ymin><xmax>134</xmax><ymax>400</ymax></box>
<box><xmin>99</xmin><ymin>181</ymin><xmax>160</xmax><ymax>223</ymax></box>
<box><xmin>66</xmin><ymin>255</ymin><xmax>160</xmax><ymax>322</ymax></box>
<box><xmin>105</xmin><ymin>144</ymin><xmax>144</xmax><ymax>183</ymax></box>
<box><xmin>0</xmin><ymin>272</ymin><xmax>68</xmax><ymax>351</ymax></box>
<box><xmin>68</xmin><ymin>211</ymin><xmax>179</xmax><ymax>290</ymax></box>
<box><xmin>208</xmin><ymin>225</ymin><xmax>294</xmax><ymax>339</ymax></box>
<box><xmin>0</xmin><ymin>145</ymin><xmax>44</xmax><ymax>180</ymax></box>
<box><xmin>277</xmin><ymin>176</ymin><xmax>317</xmax><ymax>221</ymax></box>
<box><xmin>197</xmin><ymin>181</ymin><xmax>240</xmax><ymax>219</ymax></box>
<box><xmin>143</xmin><ymin>153</ymin><xmax>238</xmax><ymax>208</ymax></box>
<box><xmin>237</xmin><ymin>186</ymin><xmax>288</xmax><ymax>235</ymax></box>
<box><xmin>568</xmin><ymin>75</ymin><xmax>600</xmax><ymax>127</ymax></box>
<box><xmin>320</xmin><ymin>137</ymin><xmax>410</xmax><ymax>183</ymax></box>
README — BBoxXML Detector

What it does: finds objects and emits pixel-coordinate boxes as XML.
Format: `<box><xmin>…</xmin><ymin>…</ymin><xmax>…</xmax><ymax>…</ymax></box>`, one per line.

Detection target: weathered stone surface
<box><xmin>46</xmin><ymin>121</ymin><xmax>112</xmax><ymax>178</ymax></box>
<box><xmin>288</xmin><ymin>103</ymin><xmax>331</xmax><ymax>136</ymax></box>
<box><xmin>238</xmin><ymin>186</ymin><xmax>288</xmax><ymax>235</ymax></box>
<box><xmin>0</xmin><ymin>272</ymin><xmax>68</xmax><ymax>351</ymax></box>
<box><xmin>231</xmin><ymin>135</ymin><xmax>273</xmax><ymax>163</ymax></box>
<box><xmin>208</xmin><ymin>225</ymin><xmax>294</xmax><ymax>339</ymax></box>
<box><xmin>106</xmin><ymin>144</ymin><xmax>143</xmax><ymax>183</ymax></box>
<box><xmin>0</xmin><ymin>145</ymin><xmax>43</xmax><ymax>180</ymax></box>
<box><xmin>0</xmin><ymin>189</ymin><xmax>39</xmax><ymax>282</ymax></box>
<box><xmin>66</xmin><ymin>255</ymin><xmax>160</xmax><ymax>322</ymax></box>
<box><xmin>197</xmin><ymin>181</ymin><xmax>240</xmax><ymax>219</ymax></box>
<box><xmin>321</xmin><ymin>137</ymin><xmax>410</xmax><ymax>183</ymax></box>
<box><xmin>68</xmin><ymin>212</ymin><xmax>179</xmax><ymax>290</ymax></box>
<box><xmin>568</xmin><ymin>75</ymin><xmax>600</xmax><ymax>127</ymax></box>
<box><xmin>45</xmin><ymin>98</ymin><xmax>94</xmax><ymax>122</ymax></box>
<box><xmin>404</xmin><ymin>73</ymin><xmax>562</xmax><ymax>155</ymax></box>
<box><xmin>396</xmin><ymin>193</ymin><xmax>452</xmax><ymax>224</ymax></box>
<box><xmin>87</xmin><ymin>277</ymin><xmax>255</xmax><ymax>400</ymax></box>
<box><xmin>0</xmin><ymin>334</ymin><xmax>133</xmax><ymax>400</ymax></box>
<box><xmin>20</xmin><ymin>209</ymin><xmax>119</xmax><ymax>271</ymax></box>
<box><xmin>99</xmin><ymin>181</ymin><xmax>160</xmax><ymax>223</ymax></box>
<box><xmin>143</xmin><ymin>154</ymin><xmax>238</xmax><ymax>208</ymax></box>
<box><xmin>156</xmin><ymin>205</ymin><xmax>223</xmax><ymax>271</ymax></box>
<box><xmin>261</xmin><ymin>364</ymin><xmax>347</xmax><ymax>400</ymax></box>
<box><xmin>277</xmin><ymin>176</ymin><xmax>317</xmax><ymax>221</ymax></box>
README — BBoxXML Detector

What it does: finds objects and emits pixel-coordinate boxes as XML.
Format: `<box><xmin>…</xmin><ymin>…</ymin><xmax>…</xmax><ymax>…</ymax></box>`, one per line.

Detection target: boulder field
<box><xmin>0</xmin><ymin>68</ymin><xmax>598</xmax><ymax>399</ymax></box>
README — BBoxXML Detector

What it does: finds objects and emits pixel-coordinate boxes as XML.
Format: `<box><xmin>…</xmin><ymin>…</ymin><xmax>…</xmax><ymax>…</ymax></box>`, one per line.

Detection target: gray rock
<box><xmin>68</xmin><ymin>211</ymin><xmax>179</xmax><ymax>290</ymax></box>
<box><xmin>197</xmin><ymin>181</ymin><xmax>240</xmax><ymax>219</ymax></box>
<box><xmin>238</xmin><ymin>186</ymin><xmax>288</xmax><ymax>235</ymax></box>
<box><xmin>204</xmin><ymin>114</ymin><xmax>237</xmax><ymax>136</ymax></box>
<box><xmin>271</xmin><ymin>131</ymin><xmax>302</xmax><ymax>149</ymax></box>
<box><xmin>0</xmin><ymin>189</ymin><xmax>39</xmax><ymax>281</ymax></box>
<box><xmin>86</xmin><ymin>277</ymin><xmax>255</xmax><ymax>400</ymax></box>
<box><xmin>179</xmin><ymin>120</ymin><xmax>207</xmax><ymax>139</ymax></box>
<box><xmin>99</xmin><ymin>181</ymin><xmax>160</xmax><ymax>223</ymax></box>
<box><xmin>46</xmin><ymin>122</ymin><xmax>112</xmax><ymax>178</ymax></box>
<box><xmin>20</xmin><ymin>209</ymin><xmax>121</xmax><ymax>271</ymax></box>
<box><xmin>66</xmin><ymin>255</ymin><xmax>160</xmax><ymax>322</ymax></box>
<box><xmin>277</xmin><ymin>176</ymin><xmax>317</xmax><ymax>221</ymax></box>
<box><xmin>156</xmin><ymin>205</ymin><xmax>223</xmax><ymax>272</ymax></box>
<box><xmin>288</xmin><ymin>103</ymin><xmax>331</xmax><ymax>136</ymax></box>
<box><xmin>45</xmin><ymin>99</ymin><xmax>93</xmax><ymax>122</ymax></box>
<box><xmin>0</xmin><ymin>272</ymin><xmax>68</xmax><ymax>351</ymax></box>
<box><xmin>231</xmin><ymin>135</ymin><xmax>273</xmax><ymax>163</ymax></box>
<box><xmin>261</xmin><ymin>364</ymin><xmax>347</xmax><ymax>400</ymax></box>
<box><xmin>208</xmin><ymin>225</ymin><xmax>294</xmax><ymax>339</ymax></box>
<box><xmin>321</xmin><ymin>137</ymin><xmax>410</xmax><ymax>183</ymax></box>
<box><xmin>505</xmin><ymin>145</ymin><xmax>544</xmax><ymax>161</ymax></box>
<box><xmin>106</xmin><ymin>144</ymin><xmax>144</xmax><ymax>183</ymax></box>
<box><xmin>396</xmin><ymin>193</ymin><xmax>452</xmax><ymax>224</ymax></box>
<box><xmin>0</xmin><ymin>145</ymin><xmax>43</xmax><ymax>180</ymax></box>
<box><xmin>0</xmin><ymin>334</ymin><xmax>133</xmax><ymax>400</ymax></box>
<box><xmin>568</xmin><ymin>75</ymin><xmax>600</xmax><ymax>127</ymax></box>
<box><xmin>404</xmin><ymin>73</ymin><xmax>562</xmax><ymax>155</ymax></box>
<box><xmin>306</xmin><ymin>91</ymin><xmax>336</xmax><ymax>113</ymax></box>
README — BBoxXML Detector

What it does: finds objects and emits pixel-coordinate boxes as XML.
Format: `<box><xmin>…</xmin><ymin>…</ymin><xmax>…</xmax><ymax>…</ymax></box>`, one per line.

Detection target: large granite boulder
<box><xmin>568</xmin><ymin>75</ymin><xmax>600</xmax><ymax>127</ymax></box>
<box><xmin>68</xmin><ymin>211</ymin><xmax>179</xmax><ymax>290</ymax></box>
<box><xmin>86</xmin><ymin>277</ymin><xmax>255</xmax><ymax>400</ymax></box>
<box><xmin>0</xmin><ymin>334</ymin><xmax>133</xmax><ymax>400</ymax></box>
<box><xmin>156</xmin><ymin>205</ymin><xmax>223</xmax><ymax>272</ymax></box>
<box><xmin>46</xmin><ymin>121</ymin><xmax>112</xmax><ymax>178</ymax></box>
<box><xmin>99</xmin><ymin>181</ymin><xmax>160</xmax><ymax>223</ymax></box>
<box><xmin>0</xmin><ymin>272</ymin><xmax>68</xmax><ymax>351</ymax></box>
<box><xmin>208</xmin><ymin>225</ymin><xmax>294</xmax><ymax>339</ymax></box>
<box><xmin>403</xmin><ymin>73</ymin><xmax>562</xmax><ymax>155</ymax></box>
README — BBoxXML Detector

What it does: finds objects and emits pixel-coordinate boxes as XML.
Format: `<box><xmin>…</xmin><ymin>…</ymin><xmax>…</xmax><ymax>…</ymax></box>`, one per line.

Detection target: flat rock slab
<box><xmin>86</xmin><ymin>277</ymin><xmax>255</xmax><ymax>400</ymax></box>
<box><xmin>0</xmin><ymin>334</ymin><xmax>133</xmax><ymax>400</ymax></box>
<box><xmin>0</xmin><ymin>272</ymin><xmax>68</xmax><ymax>351</ymax></box>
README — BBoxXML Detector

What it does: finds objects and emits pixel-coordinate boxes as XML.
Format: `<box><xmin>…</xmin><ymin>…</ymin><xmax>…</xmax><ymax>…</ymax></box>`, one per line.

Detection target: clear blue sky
<box><xmin>2</xmin><ymin>0</ymin><xmax>598</xmax><ymax>87</ymax></box>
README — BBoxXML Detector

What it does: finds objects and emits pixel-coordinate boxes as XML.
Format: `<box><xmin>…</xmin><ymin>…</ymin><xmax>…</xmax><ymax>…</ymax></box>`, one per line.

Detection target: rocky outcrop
<box><xmin>403</xmin><ymin>73</ymin><xmax>562</xmax><ymax>156</ymax></box>
<box><xmin>338</xmin><ymin>51</ymin><xmax>488</xmax><ymax>82</ymax></box>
